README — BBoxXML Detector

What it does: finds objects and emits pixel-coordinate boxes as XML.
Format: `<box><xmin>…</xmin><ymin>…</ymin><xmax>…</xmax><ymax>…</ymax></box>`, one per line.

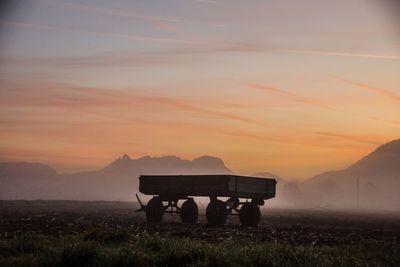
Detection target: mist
<box><xmin>1</xmin><ymin>139</ymin><xmax>399</xmax><ymax>211</ymax></box>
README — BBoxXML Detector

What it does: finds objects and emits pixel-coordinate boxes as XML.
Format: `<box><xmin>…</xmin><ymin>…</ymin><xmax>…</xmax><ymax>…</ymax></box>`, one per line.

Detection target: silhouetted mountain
<box><xmin>309</xmin><ymin>139</ymin><xmax>400</xmax><ymax>184</ymax></box>
<box><xmin>305</xmin><ymin>139</ymin><xmax>400</xmax><ymax>210</ymax></box>
<box><xmin>103</xmin><ymin>154</ymin><xmax>232</xmax><ymax>175</ymax></box>
<box><xmin>346</xmin><ymin>139</ymin><xmax>400</xmax><ymax>177</ymax></box>
<box><xmin>0</xmin><ymin>162</ymin><xmax>57</xmax><ymax>179</ymax></box>
<box><xmin>0</xmin><ymin>162</ymin><xmax>58</xmax><ymax>200</ymax></box>
<box><xmin>0</xmin><ymin>155</ymin><xmax>232</xmax><ymax>200</ymax></box>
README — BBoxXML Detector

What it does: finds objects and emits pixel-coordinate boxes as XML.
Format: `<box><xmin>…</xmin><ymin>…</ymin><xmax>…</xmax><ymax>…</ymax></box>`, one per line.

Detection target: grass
<box><xmin>0</xmin><ymin>230</ymin><xmax>399</xmax><ymax>267</ymax></box>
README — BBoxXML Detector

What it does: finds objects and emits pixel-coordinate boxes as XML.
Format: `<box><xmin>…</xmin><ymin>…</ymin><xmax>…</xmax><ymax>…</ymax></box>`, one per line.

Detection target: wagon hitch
<box><xmin>135</xmin><ymin>194</ymin><xmax>146</xmax><ymax>212</ymax></box>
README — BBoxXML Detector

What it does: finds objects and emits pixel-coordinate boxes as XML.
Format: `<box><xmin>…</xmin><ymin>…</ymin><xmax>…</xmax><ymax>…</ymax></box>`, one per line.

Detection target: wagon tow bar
<box><xmin>135</xmin><ymin>194</ymin><xmax>146</xmax><ymax>212</ymax></box>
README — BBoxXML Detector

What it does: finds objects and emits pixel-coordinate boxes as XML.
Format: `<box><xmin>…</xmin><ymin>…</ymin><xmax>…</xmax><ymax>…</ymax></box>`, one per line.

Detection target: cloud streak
<box><xmin>242</xmin><ymin>82</ymin><xmax>400</xmax><ymax>126</ymax></box>
<box><xmin>194</xmin><ymin>0</ymin><xmax>219</xmax><ymax>4</ymax></box>
<box><xmin>0</xmin><ymin>79</ymin><xmax>267</xmax><ymax>127</ymax></box>
<box><xmin>216</xmin><ymin>129</ymin><xmax>378</xmax><ymax>150</ymax></box>
<box><xmin>45</xmin><ymin>0</ymin><xmax>179</xmax><ymax>22</ymax></box>
<box><xmin>44</xmin><ymin>0</ymin><xmax>179</xmax><ymax>33</ymax></box>
<box><xmin>1</xmin><ymin>42</ymin><xmax>267</xmax><ymax>68</ymax></box>
<box><xmin>242</xmin><ymin>82</ymin><xmax>335</xmax><ymax>110</ymax></box>
<box><xmin>284</xmin><ymin>49</ymin><xmax>400</xmax><ymax>60</ymax></box>
<box><xmin>314</xmin><ymin>132</ymin><xmax>382</xmax><ymax>146</ymax></box>
<box><xmin>0</xmin><ymin>20</ymin><xmax>199</xmax><ymax>44</ymax></box>
<box><xmin>334</xmin><ymin>77</ymin><xmax>400</xmax><ymax>102</ymax></box>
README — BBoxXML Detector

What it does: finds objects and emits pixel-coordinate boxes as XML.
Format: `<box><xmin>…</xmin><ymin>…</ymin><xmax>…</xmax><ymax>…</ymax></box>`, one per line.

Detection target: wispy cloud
<box><xmin>0</xmin><ymin>20</ymin><xmax>198</xmax><ymax>44</ymax></box>
<box><xmin>242</xmin><ymin>82</ymin><xmax>400</xmax><ymax>126</ymax></box>
<box><xmin>45</xmin><ymin>0</ymin><xmax>179</xmax><ymax>22</ymax></box>
<box><xmin>1</xmin><ymin>42</ymin><xmax>266</xmax><ymax>68</ymax></box>
<box><xmin>194</xmin><ymin>0</ymin><xmax>219</xmax><ymax>4</ymax></box>
<box><xmin>242</xmin><ymin>82</ymin><xmax>335</xmax><ymax>110</ymax></box>
<box><xmin>44</xmin><ymin>0</ymin><xmax>179</xmax><ymax>33</ymax></box>
<box><xmin>334</xmin><ymin>77</ymin><xmax>400</xmax><ymax>102</ymax></box>
<box><xmin>216</xmin><ymin>129</ymin><xmax>377</xmax><ymax>150</ymax></box>
<box><xmin>0</xmin><ymin>79</ymin><xmax>267</xmax><ymax>127</ymax></box>
<box><xmin>314</xmin><ymin>132</ymin><xmax>382</xmax><ymax>145</ymax></box>
<box><xmin>284</xmin><ymin>49</ymin><xmax>400</xmax><ymax>60</ymax></box>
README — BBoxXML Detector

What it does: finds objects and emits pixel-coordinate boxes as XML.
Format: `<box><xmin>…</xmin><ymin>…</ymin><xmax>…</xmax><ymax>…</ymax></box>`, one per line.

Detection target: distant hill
<box><xmin>310</xmin><ymin>139</ymin><xmax>400</xmax><ymax>183</ymax></box>
<box><xmin>0</xmin><ymin>162</ymin><xmax>57</xmax><ymax>179</ymax></box>
<box><xmin>305</xmin><ymin>139</ymin><xmax>400</xmax><ymax>210</ymax></box>
<box><xmin>0</xmin><ymin>155</ymin><xmax>232</xmax><ymax>201</ymax></box>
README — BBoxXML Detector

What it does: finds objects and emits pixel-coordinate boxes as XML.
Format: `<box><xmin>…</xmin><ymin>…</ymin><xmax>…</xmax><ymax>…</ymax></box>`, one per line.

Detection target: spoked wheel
<box><xmin>206</xmin><ymin>199</ymin><xmax>227</xmax><ymax>226</ymax></box>
<box><xmin>146</xmin><ymin>197</ymin><xmax>164</xmax><ymax>223</ymax></box>
<box><xmin>180</xmin><ymin>199</ymin><xmax>198</xmax><ymax>224</ymax></box>
<box><xmin>239</xmin><ymin>202</ymin><xmax>261</xmax><ymax>227</ymax></box>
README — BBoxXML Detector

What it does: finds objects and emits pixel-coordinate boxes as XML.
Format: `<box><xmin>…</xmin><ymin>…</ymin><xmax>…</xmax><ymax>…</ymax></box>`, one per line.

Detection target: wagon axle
<box><xmin>137</xmin><ymin>194</ymin><xmax>265</xmax><ymax>227</ymax></box>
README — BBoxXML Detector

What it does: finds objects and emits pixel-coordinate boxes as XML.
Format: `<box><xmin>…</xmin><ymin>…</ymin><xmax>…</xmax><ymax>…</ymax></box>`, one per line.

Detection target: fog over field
<box><xmin>1</xmin><ymin>139</ymin><xmax>399</xmax><ymax>211</ymax></box>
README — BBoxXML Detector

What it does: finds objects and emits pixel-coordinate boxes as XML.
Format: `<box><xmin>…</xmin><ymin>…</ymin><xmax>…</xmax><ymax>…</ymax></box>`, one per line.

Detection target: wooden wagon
<box><xmin>136</xmin><ymin>174</ymin><xmax>276</xmax><ymax>226</ymax></box>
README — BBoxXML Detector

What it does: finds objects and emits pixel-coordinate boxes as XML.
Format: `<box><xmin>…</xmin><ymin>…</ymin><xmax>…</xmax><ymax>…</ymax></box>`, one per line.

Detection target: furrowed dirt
<box><xmin>1</xmin><ymin>200</ymin><xmax>399</xmax><ymax>247</ymax></box>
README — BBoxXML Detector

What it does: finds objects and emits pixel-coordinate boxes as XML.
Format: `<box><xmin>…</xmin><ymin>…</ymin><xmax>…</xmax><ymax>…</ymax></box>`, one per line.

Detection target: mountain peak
<box><xmin>374</xmin><ymin>139</ymin><xmax>400</xmax><ymax>154</ymax></box>
<box><xmin>346</xmin><ymin>139</ymin><xmax>400</xmax><ymax>174</ymax></box>
<box><xmin>191</xmin><ymin>155</ymin><xmax>231</xmax><ymax>173</ymax></box>
<box><xmin>192</xmin><ymin>155</ymin><xmax>223</xmax><ymax>163</ymax></box>
<box><xmin>121</xmin><ymin>154</ymin><xmax>131</xmax><ymax>161</ymax></box>
<box><xmin>309</xmin><ymin>138</ymin><xmax>400</xmax><ymax>185</ymax></box>
<box><xmin>104</xmin><ymin>154</ymin><xmax>133</xmax><ymax>171</ymax></box>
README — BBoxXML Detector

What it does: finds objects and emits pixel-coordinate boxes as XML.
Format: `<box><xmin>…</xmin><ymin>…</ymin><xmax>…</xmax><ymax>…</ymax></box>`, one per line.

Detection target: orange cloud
<box><xmin>314</xmin><ymin>132</ymin><xmax>382</xmax><ymax>145</ymax></box>
<box><xmin>284</xmin><ymin>49</ymin><xmax>400</xmax><ymax>60</ymax></box>
<box><xmin>242</xmin><ymin>82</ymin><xmax>335</xmax><ymax>110</ymax></box>
<box><xmin>334</xmin><ymin>77</ymin><xmax>400</xmax><ymax>102</ymax></box>
<box><xmin>242</xmin><ymin>81</ymin><xmax>400</xmax><ymax>126</ymax></box>
<box><xmin>0</xmin><ymin>79</ymin><xmax>266</xmax><ymax>127</ymax></box>
<box><xmin>216</xmin><ymin>129</ymin><xmax>380</xmax><ymax>150</ymax></box>
<box><xmin>152</xmin><ymin>21</ymin><xmax>177</xmax><ymax>32</ymax></box>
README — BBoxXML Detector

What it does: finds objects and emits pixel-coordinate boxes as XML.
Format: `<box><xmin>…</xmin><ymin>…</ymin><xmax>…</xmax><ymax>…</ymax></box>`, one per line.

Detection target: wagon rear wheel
<box><xmin>180</xmin><ymin>199</ymin><xmax>198</xmax><ymax>224</ymax></box>
<box><xmin>206</xmin><ymin>199</ymin><xmax>227</xmax><ymax>226</ymax></box>
<box><xmin>146</xmin><ymin>197</ymin><xmax>164</xmax><ymax>223</ymax></box>
<box><xmin>239</xmin><ymin>202</ymin><xmax>261</xmax><ymax>227</ymax></box>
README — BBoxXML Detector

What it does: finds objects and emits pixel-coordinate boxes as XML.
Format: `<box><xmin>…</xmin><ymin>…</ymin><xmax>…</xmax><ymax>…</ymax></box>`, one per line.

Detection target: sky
<box><xmin>0</xmin><ymin>0</ymin><xmax>399</xmax><ymax>179</ymax></box>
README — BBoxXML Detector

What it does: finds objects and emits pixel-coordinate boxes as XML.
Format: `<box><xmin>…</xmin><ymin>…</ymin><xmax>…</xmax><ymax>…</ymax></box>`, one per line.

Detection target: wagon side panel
<box><xmin>229</xmin><ymin>176</ymin><xmax>276</xmax><ymax>199</ymax></box>
<box><xmin>139</xmin><ymin>175</ymin><xmax>230</xmax><ymax>197</ymax></box>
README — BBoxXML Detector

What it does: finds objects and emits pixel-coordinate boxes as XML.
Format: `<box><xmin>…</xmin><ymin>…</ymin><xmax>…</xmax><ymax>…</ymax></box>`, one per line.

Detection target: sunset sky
<box><xmin>0</xmin><ymin>0</ymin><xmax>399</xmax><ymax>179</ymax></box>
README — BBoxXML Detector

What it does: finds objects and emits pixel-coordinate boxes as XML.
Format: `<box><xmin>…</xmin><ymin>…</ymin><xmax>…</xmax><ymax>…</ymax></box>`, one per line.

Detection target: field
<box><xmin>1</xmin><ymin>201</ymin><xmax>399</xmax><ymax>266</ymax></box>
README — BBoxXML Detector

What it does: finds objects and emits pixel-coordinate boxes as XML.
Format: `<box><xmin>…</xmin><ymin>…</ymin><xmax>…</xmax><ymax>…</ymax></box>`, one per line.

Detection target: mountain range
<box><xmin>0</xmin><ymin>155</ymin><xmax>232</xmax><ymax>200</ymax></box>
<box><xmin>1</xmin><ymin>139</ymin><xmax>399</xmax><ymax>209</ymax></box>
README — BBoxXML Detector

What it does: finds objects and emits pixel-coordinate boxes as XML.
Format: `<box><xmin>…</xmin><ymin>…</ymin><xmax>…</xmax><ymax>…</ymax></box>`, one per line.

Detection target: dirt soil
<box><xmin>1</xmin><ymin>200</ymin><xmax>399</xmax><ymax>247</ymax></box>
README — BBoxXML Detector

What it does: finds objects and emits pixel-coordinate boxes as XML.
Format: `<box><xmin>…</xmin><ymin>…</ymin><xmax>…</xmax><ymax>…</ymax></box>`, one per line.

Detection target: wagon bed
<box><xmin>139</xmin><ymin>174</ymin><xmax>276</xmax><ymax>200</ymax></box>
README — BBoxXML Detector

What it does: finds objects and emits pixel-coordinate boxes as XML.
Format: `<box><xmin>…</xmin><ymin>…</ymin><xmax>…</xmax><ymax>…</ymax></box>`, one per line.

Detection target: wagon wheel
<box><xmin>180</xmin><ymin>199</ymin><xmax>198</xmax><ymax>224</ymax></box>
<box><xmin>206</xmin><ymin>199</ymin><xmax>227</xmax><ymax>226</ymax></box>
<box><xmin>146</xmin><ymin>197</ymin><xmax>164</xmax><ymax>223</ymax></box>
<box><xmin>239</xmin><ymin>202</ymin><xmax>261</xmax><ymax>227</ymax></box>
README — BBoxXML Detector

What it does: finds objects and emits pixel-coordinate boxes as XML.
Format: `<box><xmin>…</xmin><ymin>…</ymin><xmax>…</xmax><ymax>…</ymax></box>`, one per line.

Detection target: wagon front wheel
<box><xmin>206</xmin><ymin>199</ymin><xmax>227</xmax><ymax>226</ymax></box>
<box><xmin>146</xmin><ymin>197</ymin><xmax>164</xmax><ymax>223</ymax></box>
<box><xmin>180</xmin><ymin>199</ymin><xmax>198</xmax><ymax>224</ymax></box>
<box><xmin>239</xmin><ymin>202</ymin><xmax>261</xmax><ymax>227</ymax></box>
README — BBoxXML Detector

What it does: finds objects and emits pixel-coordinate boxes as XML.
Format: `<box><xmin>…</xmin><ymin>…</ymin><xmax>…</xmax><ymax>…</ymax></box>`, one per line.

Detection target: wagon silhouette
<box><xmin>136</xmin><ymin>175</ymin><xmax>276</xmax><ymax>226</ymax></box>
